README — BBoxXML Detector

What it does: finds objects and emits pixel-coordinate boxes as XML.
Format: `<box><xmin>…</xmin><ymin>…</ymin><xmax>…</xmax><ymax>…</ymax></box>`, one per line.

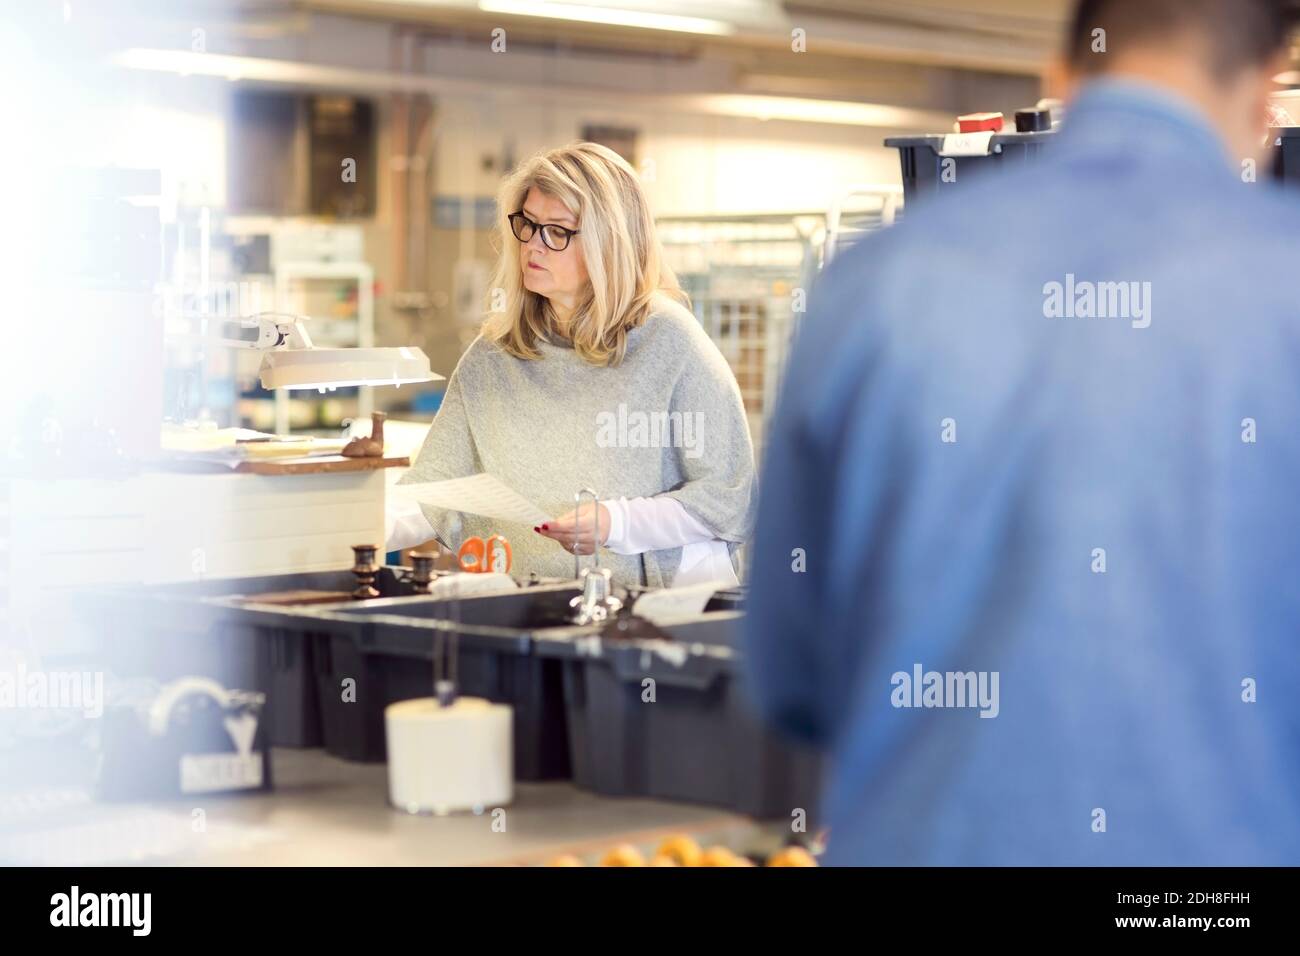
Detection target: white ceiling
<box><xmin>284</xmin><ymin>0</ymin><xmax>1073</xmax><ymax>73</ymax></box>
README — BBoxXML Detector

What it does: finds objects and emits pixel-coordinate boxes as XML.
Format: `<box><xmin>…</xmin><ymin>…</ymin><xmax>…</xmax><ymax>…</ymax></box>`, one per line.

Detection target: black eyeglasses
<box><xmin>508</xmin><ymin>211</ymin><xmax>580</xmax><ymax>252</ymax></box>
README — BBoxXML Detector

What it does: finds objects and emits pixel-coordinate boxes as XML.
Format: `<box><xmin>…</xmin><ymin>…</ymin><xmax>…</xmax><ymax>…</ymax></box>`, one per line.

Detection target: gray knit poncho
<box><xmin>398</xmin><ymin>294</ymin><xmax>758</xmax><ymax>587</ymax></box>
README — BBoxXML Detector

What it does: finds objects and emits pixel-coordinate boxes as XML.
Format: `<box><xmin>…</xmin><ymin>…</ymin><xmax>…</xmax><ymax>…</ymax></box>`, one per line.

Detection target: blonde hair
<box><xmin>482</xmin><ymin>142</ymin><xmax>686</xmax><ymax>366</ymax></box>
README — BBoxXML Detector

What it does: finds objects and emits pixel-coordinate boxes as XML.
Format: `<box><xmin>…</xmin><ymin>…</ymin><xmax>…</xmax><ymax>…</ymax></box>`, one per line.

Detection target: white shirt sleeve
<box><xmin>385</xmin><ymin>489</ymin><xmax>439</xmax><ymax>553</ymax></box>
<box><xmin>603</xmin><ymin>495</ymin><xmax>717</xmax><ymax>553</ymax></box>
<box><xmin>604</xmin><ymin>496</ymin><xmax>739</xmax><ymax>587</ymax></box>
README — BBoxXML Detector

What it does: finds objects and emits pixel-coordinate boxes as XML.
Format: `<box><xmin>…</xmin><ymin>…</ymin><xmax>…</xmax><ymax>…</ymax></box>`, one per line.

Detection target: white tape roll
<box><xmin>384</xmin><ymin>697</ymin><xmax>513</xmax><ymax>815</ymax></box>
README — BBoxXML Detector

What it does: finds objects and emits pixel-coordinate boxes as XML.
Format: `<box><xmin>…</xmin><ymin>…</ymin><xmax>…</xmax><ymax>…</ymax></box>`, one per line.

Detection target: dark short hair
<box><xmin>1068</xmin><ymin>0</ymin><xmax>1299</xmax><ymax>78</ymax></box>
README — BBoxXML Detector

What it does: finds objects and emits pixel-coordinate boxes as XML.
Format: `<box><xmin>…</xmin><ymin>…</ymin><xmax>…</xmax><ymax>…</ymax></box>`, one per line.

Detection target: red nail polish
<box><xmin>541</xmin><ymin>524</ymin><xmax>549</xmax><ymax>530</ymax></box>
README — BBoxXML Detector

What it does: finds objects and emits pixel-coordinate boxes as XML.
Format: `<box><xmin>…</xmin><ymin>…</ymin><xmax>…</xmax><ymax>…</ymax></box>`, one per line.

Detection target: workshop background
<box><xmin>2</xmin><ymin>0</ymin><xmax>1296</xmax><ymax>868</ymax></box>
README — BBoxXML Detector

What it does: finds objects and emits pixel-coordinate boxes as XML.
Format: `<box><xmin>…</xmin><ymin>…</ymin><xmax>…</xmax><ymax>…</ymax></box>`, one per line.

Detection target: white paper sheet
<box><xmin>395</xmin><ymin>474</ymin><xmax>551</xmax><ymax>527</ymax></box>
<box><xmin>631</xmin><ymin>581</ymin><xmax>728</xmax><ymax>626</ymax></box>
<box><xmin>427</xmin><ymin>572</ymin><xmax>517</xmax><ymax>598</ymax></box>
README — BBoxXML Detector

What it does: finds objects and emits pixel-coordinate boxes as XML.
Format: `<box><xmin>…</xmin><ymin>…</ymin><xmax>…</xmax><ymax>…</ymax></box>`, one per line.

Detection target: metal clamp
<box><xmin>569</xmin><ymin>487</ymin><xmax>623</xmax><ymax>625</ymax></box>
<box><xmin>573</xmin><ymin>487</ymin><xmax>602</xmax><ymax>578</ymax></box>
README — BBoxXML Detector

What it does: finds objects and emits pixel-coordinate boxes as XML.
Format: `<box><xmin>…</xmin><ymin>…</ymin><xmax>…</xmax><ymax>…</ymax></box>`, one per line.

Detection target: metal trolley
<box><xmin>656</xmin><ymin>202</ymin><xmax>900</xmax><ymax>581</ymax></box>
<box><xmin>656</xmin><ymin>212</ymin><xmax>821</xmax><ymax>464</ymax></box>
<box><xmin>656</xmin><ymin>194</ymin><xmax>903</xmax><ymax>464</ymax></box>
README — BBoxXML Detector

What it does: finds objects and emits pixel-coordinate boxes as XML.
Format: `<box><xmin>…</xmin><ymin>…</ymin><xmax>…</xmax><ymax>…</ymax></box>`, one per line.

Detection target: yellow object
<box><xmin>648</xmin><ymin>855</ymin><xmax>679</xmax><ymax>867</ymax></box>
<box><xmin>237</xmin><ymin>438</ymin><xmax>328</xmax><ymax>459</ymax></box>
<box><xmin>547</xmin><ymin>855</ymin><xmax>584</xmax><ymax>867</ymax></box>
<box><xmin>601</xmin><ymin>845</ymin><xmax>647</xmax><ymax>867</ymax></box>
<box><xmin>160</xmin><ymin>424</ymin><xmax>268</xmax><ymax>452</ymax></box>
<box><xmin>767</xmin><ymin>847</ymin><xmax>818</xmax><ymax>867</ymax></box>
<box><xmin>700</xmin><ymin>846</ymin><xmax>740</xmax><ymax>867</ymax></box>
<box><xmin>655</xmin><ymin>835</ymin><xmax>703</xmax><ymax>867</ymax></box>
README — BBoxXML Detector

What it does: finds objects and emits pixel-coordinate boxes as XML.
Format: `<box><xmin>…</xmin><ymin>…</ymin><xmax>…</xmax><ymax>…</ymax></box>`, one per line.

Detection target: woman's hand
<box><xmin>535</xmin><ymin>504</ymin><xmax>610</xmax><ymax>555</ymax></box>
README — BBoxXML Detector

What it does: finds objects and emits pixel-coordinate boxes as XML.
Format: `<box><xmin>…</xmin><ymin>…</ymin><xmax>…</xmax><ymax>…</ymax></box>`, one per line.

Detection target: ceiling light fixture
<box><xmin>477</xmin><ymin>1</ymin><xmax>736</xmax><ymax>37</ymax></box>
<box><xmin>682</xmin><ymin>93</ymin><xmax>952</xmax><ymax>130</ymax></box>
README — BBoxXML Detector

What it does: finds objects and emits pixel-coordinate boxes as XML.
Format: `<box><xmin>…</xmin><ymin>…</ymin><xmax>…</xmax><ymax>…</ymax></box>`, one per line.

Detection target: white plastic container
<box><xmin>384</xmin><ymin>697</ymin><xmax>513</xmax><ymax>814</ymax></box>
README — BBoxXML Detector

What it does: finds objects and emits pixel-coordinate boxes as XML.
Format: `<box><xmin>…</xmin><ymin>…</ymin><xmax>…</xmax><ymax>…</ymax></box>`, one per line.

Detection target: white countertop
<box><xmin>0</xmin><ymin>748</ymin><xmax>763</xmax><ymax>867</ymax></box>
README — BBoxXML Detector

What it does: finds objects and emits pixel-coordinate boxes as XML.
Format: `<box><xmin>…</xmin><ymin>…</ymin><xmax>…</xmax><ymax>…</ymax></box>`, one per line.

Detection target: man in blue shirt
<box><xmin>745</xmin><ymin>0</ymin><xmax>1300</xmax><ymax>865</ymax></box>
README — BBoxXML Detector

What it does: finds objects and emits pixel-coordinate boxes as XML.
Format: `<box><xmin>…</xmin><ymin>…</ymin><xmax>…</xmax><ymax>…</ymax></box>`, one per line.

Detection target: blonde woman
<box><xmin>387</xmin><ymin>142</ymin><xmax>756</xmax><ymax>588</ymax></box>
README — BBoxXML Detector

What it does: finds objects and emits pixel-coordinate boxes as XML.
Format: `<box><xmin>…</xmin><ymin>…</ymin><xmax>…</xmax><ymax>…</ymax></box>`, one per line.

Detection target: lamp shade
<box><xmin>258</xmin><ymin>346</ymin><xmax>441</xmax><ymax>391</ymax></box>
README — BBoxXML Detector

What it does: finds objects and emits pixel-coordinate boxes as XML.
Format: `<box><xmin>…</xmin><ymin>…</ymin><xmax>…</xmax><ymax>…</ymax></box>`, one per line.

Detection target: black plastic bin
<box><xmin>75</xmin><ymin>567</ymin><xmax>412</xmax><ymax>749</ymax></box>
<box><xmin>533</xmin><ymin>611</ymin><xmax>821</xmax><ymax>820</ymax></box>
<box><xmin>302</xmin><ymin>582</ymin><xmax>585</xmax><ymax>780</ymax></box>
<box><xmin>885</xmin><ymin>128</ymin><xmax>1057</xmax><ymax>205</ymax></box>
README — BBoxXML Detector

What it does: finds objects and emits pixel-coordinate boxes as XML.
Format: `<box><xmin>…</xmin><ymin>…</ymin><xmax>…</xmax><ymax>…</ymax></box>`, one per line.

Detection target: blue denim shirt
<box><xmin>744</xmin><ymin>80</ymin><xmax>1300</xmax><ymax>865</ymax></box>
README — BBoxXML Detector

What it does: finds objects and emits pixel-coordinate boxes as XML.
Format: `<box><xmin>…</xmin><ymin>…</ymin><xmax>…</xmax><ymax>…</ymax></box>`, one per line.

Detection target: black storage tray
<box><xmin>300</xmin><ymin>582</ymin><xmax>584</xmax><ymax>780</ymax></box>
<box><xmin>885</xmin><ymin>128</ymin><xmax>1057</xmax><ymax>204</ymax></box>
<box><xmin>532</xmin><ymin>611</ymin><xmax>821</xmax><ymax>820</ymax></box>
<box><xmin>1272</xmin><ymin>126</ymin><xmax>1300</xmax><ymax>184</ymax></box>
<box><xmin>75</xmin><ymin>568</ymin><xmax>411</xmax><ymax>749</ymax></box>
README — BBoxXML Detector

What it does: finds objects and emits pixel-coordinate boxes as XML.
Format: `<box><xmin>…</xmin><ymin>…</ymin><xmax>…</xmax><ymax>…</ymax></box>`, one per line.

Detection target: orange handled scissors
<box><xmin>457</xmin><ymin>534</ymin><xmax>512</xmax><ymax>574</ymax></box>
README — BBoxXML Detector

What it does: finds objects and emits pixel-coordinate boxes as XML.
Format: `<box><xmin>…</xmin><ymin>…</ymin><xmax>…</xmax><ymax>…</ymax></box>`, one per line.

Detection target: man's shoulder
<box><xmin>827</xmin><ymin>165</ymin><xmax>1300</xmax><ymax>299</ymax></box>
